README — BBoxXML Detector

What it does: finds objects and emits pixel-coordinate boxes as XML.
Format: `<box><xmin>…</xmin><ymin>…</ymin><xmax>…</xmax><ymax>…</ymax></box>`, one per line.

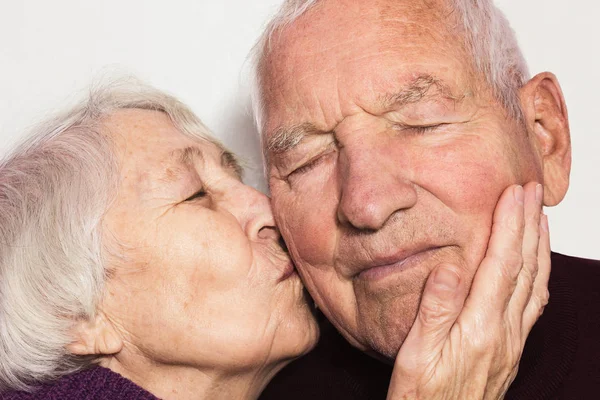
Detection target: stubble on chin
<box><xmin>352</xmin><ymin>245</ymin><xmax>469</xmax><ymax>359</ymax></box>
<box><xmin>355</xmin><ymin>270</ymin><xmax>428</xmax><ymax>359</ymax></box>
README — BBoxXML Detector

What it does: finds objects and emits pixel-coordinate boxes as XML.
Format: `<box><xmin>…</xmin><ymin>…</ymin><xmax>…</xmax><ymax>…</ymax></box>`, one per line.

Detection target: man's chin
<box><xmin>355</xmin><ymin>292</ymin><xmax>422</xmax><ymax>361</ymax></box>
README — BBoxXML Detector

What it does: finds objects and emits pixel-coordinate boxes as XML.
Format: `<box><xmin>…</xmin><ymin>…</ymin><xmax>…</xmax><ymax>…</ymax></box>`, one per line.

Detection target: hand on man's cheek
<box><xmin>387</xmin><ymin>182</ymin><xmax>550</xmax><ymax>399</ymax></box>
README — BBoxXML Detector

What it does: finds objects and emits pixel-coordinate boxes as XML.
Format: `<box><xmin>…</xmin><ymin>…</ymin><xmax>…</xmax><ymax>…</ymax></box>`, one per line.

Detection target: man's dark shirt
<box><xmin>261</xmin><ymin>253</ymin><xmax>600</xmax><ymax>400</ymax></box>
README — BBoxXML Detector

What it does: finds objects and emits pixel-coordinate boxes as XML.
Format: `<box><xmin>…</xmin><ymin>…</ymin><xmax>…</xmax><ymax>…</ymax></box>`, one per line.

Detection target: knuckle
<box><xmin>492</xmin><ymin>214</ymin><xmax>521</xmax><ymax>238</ymax></box>
<box><xmin>522</xmin><ymin>253</ymin><xmax>539</xmax><ymax>273</ymax></box>
<box><xmin>471</xmin><ymin>336</ymin><xmax>490</xmax><ymax>355</ymax></box>
<box><xmin>525</xmin><ymin>213</ymin><xmax>542</xmax><ymax>234</ymax></box>
<box><xmin>418</xmin><ymin>298</ymin><xmax>452</xmax><ymax>326</ymax></box>
<box><xmin>462</xmin><ymin>324</ymin><xmax>493</xmax><ymax>354</ymax></box>
<box><xmin>517</xmin><ymin>265</ymin><xmax>536</xmax><ymax>294</ymax></box>
<box><xmin>499</xmin><ymin>212</ymin><xmax>521</xmax><ymax>232</ymax></box>
<box><xmin>496</xmin><ymin>250</ymin><xmax>523</xmax><ymax>282</ymax></box>
<box><xmin>537</xmin><ymin>289</ymin><xmax>550</xmax><ymax>309</ymax></box>
<box><xmin>494</xmin><ymin>346</ymin><xmax>521</xmax><ymax>378</ymax></box>
<box><xmin>528</xmin><ymin>289</ymin><xmax>550</xmax><ymax>319</ymax></box>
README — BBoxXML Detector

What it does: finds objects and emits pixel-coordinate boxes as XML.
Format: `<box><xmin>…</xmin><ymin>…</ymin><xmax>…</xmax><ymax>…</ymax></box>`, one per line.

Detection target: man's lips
<box><xmin>353</xmin><ymin>246</ymin><xmax>444</xmax><ymax>281</ymax></box>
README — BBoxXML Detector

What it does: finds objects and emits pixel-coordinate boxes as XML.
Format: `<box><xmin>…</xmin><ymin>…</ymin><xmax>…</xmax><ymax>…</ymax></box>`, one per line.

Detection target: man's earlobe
<box><xmin>66</xmin><ymin>312</ymin><xmax>123</xmax><ymax>356</ymax></box>
<box><xmin>520</xmin><ymin>72</ymin><xmax>571</xmax><ymax>206</ymax></box>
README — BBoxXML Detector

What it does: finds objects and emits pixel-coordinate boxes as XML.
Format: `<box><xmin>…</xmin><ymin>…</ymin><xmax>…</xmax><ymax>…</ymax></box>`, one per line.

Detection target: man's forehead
<box><xmin>260</xmin><ymin>0</ymin><xmax>469</xmax><ymax>118</ymax></box>
<box><xmin>269</xmin><ymin>0</ymin><xmax>453</xmax><ymax>51</ymax></box>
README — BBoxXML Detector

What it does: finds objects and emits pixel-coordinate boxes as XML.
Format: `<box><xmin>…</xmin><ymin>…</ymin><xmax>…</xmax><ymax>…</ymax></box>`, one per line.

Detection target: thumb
<box><xmin>388</xmin><ymin>265</ymin><xmax>468</xmax><ymax>399</ymax></box>
<box><xmin>397</xmin><ymin>264</ymin><xmax>467</xmax><ymax>367</ymax></box>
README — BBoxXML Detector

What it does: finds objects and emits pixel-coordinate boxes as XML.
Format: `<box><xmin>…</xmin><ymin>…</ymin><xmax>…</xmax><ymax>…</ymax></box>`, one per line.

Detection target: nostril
<box><xmin>257</xmin><ymin>226</ymin><xmax>280</xmax><ymax>241</ymax></box>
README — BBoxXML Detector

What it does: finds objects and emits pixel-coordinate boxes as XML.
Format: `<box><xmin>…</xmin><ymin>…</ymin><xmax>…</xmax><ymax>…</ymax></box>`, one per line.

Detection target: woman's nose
<box><xmin>230</xmin><ymin>183</ymin><xmax>279</xmax><ymax>241</ymax></box>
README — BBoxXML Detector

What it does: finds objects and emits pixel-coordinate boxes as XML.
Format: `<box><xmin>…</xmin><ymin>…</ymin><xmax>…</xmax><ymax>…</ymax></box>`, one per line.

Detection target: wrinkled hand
<box><xmin>387</xmin><ymin>182</ymin><xmax>550</xmax><ymax>400</ymax></box>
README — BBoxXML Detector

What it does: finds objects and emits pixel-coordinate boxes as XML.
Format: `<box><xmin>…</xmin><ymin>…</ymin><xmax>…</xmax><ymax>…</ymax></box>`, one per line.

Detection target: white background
<box><xmin>1</xmin><ymin>1</ymin><xmax>598</xmax><ymax>259</ymax></box>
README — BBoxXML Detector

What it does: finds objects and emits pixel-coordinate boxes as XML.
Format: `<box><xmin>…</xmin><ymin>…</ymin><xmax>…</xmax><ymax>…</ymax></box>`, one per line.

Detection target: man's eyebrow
<box><xmin>266</xmin><ymin>122</ymin><xmax>326</xmax><ymax>156</ymax></box>
<box><xmin>379</xmin><ymin>74</ymin><xmax>463</xmax><ymax>109</ymax></box>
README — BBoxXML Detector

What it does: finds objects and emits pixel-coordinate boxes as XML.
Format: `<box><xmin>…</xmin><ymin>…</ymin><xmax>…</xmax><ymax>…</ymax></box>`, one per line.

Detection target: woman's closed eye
<box><xmin>185</xmin><ymin>189</ymin><xmax>207</xmax><ymax>202</ymax></box>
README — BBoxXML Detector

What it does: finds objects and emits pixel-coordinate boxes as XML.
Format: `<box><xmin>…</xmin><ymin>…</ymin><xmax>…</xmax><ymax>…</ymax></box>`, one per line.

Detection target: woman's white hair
<box><xmin>0</xmin><ymin>78</ymin><xmax>218</xmax><ymax>392</ymax></box>
<box><xmin>250</xmin><ymin>0</ymin><xmax>530</xmax><ymax>135</ymax></box>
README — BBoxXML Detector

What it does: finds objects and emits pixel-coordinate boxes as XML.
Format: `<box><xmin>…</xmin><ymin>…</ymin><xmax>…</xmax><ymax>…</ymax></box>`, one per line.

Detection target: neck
<box><xmin>101</xmin><ymin>353</ymin><xmax>286</xmax><ymax>400</ymax></box>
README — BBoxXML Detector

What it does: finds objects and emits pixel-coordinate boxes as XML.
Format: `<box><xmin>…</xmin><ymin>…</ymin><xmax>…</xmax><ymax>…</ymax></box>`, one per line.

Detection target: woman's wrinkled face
<box><xmin>101</xmin><ymin>109</ymin><xmax>317</xmax><ymax>371</ymax></box>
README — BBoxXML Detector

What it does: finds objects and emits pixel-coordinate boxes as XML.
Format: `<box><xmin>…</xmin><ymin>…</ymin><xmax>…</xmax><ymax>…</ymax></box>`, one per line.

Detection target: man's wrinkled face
<box><xmin>261</xmin><ymin>0</ymin><xmax>542</xmax><ymax>359</ymax></box>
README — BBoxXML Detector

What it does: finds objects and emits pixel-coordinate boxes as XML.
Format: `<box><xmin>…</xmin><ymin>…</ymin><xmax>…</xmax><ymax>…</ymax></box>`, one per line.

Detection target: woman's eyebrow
<box><xmin>173</xmin><ymin>146</ymin><xmax>205</xmax><ymax>166</ymax></box>
<box><xmin>168</xmin><ymin>146</ymin><xmax>243</xmax><ymax>180</ymax></box>
<box><xmin>221</xmin><ymin>150</ymin><xmax>244</xmax><ymax>179</ymax></box>
<box><xmin>157</xmin><ymin>146</ymin><xmax>205</xmax><ymax>184</ymax></box>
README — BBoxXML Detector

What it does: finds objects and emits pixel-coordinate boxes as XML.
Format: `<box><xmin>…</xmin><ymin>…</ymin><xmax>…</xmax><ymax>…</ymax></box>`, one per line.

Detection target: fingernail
<box><xmin>536</xmin><ymin>184</ymin><xmax>543</xmax><ymax>203</ymax></box>
<box><xmin>540</xmin><ymin>213</ymin><xmax>549</xmax><ymax>233</ymax></box>
<box><xmin>514</xmin><ymin>185</ymin><xmax>524</xmax><ymax>204</ymax></box>
<box><xmin>433</xmin><ymin>266</ymin><xmax>460</xmax><ymax>290</ymax></box>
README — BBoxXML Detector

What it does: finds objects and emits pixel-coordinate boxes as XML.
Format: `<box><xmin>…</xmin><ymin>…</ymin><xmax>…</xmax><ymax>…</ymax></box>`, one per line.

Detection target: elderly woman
<box><xmin>0</xmin><ymin>80</ymin><xmax>549</xmax><ymax>400</ymax></box>
<box><xmin>0</xmin><ymin>81</ymin><xmax>319</xmax><ymax>399</ymax></box>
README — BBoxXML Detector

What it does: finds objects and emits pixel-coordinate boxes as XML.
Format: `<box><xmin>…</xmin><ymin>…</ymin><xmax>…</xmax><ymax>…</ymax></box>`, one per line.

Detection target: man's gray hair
<box><xmin>0</xmin><ymin>78</ymin><xmax>218</xmax><ymax>392</ymax></box>
<box><xmin>250</xmin><ymin>0</ymin><xmax>530</xmax><ymax>136</ymax></box>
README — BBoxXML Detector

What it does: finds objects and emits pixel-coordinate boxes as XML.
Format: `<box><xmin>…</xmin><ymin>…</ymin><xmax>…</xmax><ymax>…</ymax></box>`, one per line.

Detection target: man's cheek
<box><xmin>421</xmin><ymin>138</ymin><xmax>514</xmax><ymax>212</ymax></box>
<box><xmin>285</xmin><ymin>210</ymin><xmax>337</xmax><ymax>267</ymax></box>
<box><xmin>274</xmin><ymin>179</ymin><xmax>339</xmax><ymax>266</ymax></box>
<box><xmin>420</xmin><ymin>145</ymin><xmax>515</xmax><ymax>270</ymax></box>
<box><xmin>441</xmin><ymin>162</ymin><xmax>507</xmax><ymax>209</ymax></box>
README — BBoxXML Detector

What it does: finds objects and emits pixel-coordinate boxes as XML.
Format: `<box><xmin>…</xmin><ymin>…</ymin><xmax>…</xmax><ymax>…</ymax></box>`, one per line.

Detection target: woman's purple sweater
<box><xmin>0</xmin><ymin>366</ymin><xmax>159</xmax><ymax>400</ymax></box>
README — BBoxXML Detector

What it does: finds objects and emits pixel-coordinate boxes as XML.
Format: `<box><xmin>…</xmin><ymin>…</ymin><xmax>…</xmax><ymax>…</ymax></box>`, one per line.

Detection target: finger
<box><xmin>395</xmin><ymin>264</ymin><xmax>467</xmax><ymax>369</ymax></box>
<box><xmin>509</xmin><ymin>182</ymin><xmax>543</xmax><ymax>314</ymax></box>
<box><xmin>465</xmin><ymin>185</ymin><xmax>525</xmax><ymax>316</ymax></box>
<box><xmin>522</xmin><ymin>213</ymin><xmax>551</xmax><ymax>336</ymax></box>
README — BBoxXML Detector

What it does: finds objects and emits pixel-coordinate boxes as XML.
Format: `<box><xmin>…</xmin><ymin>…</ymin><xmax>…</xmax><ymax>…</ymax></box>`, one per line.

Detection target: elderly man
<box><xmin>253</xmin><ymin>0</ymin><xmax>600</xmax><ymax>399</ymax></box>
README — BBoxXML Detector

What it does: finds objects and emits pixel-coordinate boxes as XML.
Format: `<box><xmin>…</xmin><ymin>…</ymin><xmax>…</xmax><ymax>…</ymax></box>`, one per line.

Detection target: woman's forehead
<box><xmin>105</xmin><ymin>109</ymin><xmax>222</xmax><ymax>168</ymax></box>
<box><xmin>106</xmin><ymin>109</ymin><xmax>191</xmax><ymax>155</ymax></box>
<box><xmin>104</xmin><ymin>109</ymin><xmax>241</xmax><ymax>199</ymax></box>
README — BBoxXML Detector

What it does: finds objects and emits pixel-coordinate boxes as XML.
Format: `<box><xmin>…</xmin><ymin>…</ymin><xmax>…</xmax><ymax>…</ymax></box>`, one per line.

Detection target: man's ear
<box><xmin>66</xmin><ymin>312</ymin><xmax>123</xmax><ymax>356</ymax></box>
<box><xmin>520</xmin><ymin>72</ymin><xmax>571</xmax><ymax>206</ymax></box>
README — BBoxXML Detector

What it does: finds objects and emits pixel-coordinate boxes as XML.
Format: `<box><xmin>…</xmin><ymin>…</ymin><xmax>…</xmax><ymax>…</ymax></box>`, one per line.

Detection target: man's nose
<box><xmin>336</xmin><ymin>145</ymin><xmax>417</xmax><ymax>231</ymax></box>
